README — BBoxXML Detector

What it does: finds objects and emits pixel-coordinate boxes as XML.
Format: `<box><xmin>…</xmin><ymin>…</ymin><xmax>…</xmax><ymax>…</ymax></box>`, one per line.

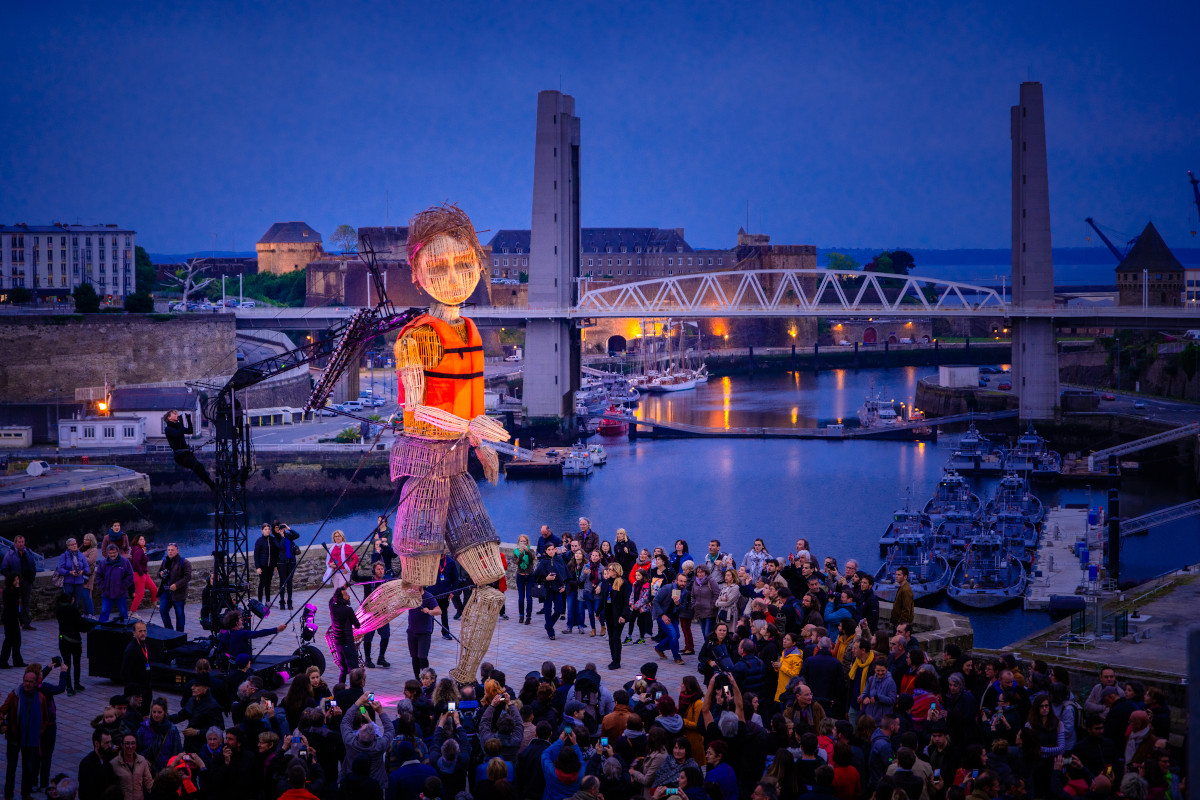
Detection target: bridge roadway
<box><xmin>589</xmin><ymin>409</ymin><xmax>1017</xmax><ymax>440</ymax></box>
<box><xmin>231</xmin><ymin>303</ymin><xmax>1200</xmax><ymax>330</ymax></box>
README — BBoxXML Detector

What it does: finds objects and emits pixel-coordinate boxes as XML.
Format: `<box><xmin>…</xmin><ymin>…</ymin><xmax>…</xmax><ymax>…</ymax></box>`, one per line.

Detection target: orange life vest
<box><xmin>397</xmin><ymin>313</ymin><xmax>484</xmax><ymax>431</ymax></box>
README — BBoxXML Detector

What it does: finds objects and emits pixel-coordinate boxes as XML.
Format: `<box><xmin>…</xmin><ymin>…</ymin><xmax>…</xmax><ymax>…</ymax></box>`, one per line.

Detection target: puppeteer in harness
<box><xmin>353</xmin><ymin>204</ymin><xmax>509</xmax><ymax>684</ymax></box>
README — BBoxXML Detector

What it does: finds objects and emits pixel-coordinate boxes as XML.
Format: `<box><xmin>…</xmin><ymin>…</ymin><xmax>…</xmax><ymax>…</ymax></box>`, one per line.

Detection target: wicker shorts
<box><xmin>390</xmin><ymin>436</ymin><xmax>499</xmax><ymax>558</ymax></box>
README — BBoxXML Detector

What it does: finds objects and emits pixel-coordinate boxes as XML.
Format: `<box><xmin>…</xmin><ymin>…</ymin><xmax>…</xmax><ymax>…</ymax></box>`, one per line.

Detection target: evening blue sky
<box><xmin>2</xmin><ymin>0</ymin><xmax>1198</xmax><ymax>255</ymax></box>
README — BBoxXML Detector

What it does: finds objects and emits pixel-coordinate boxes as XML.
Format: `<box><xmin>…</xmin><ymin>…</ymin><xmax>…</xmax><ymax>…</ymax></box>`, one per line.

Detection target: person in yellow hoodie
<box><xmin>774</xmin><ymin>631</ymin><xmax>804</xmax><ymax>700</ymax></box>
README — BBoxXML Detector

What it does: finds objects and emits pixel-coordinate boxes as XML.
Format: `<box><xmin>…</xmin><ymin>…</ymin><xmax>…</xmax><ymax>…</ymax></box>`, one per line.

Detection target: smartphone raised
<box><xmin>368</xmin><ymin>693</ymin><xmax>375</xmax><ymax>703</ymax></box>
<box><xmin>448</xmin><ymin>701</ymin><xmax>457</xmax><ymax>712</ymax></box>
<box><xmin>601</xmin><ymin>737</ymin><xmax>609</xmax><ymax>747</ymax></box>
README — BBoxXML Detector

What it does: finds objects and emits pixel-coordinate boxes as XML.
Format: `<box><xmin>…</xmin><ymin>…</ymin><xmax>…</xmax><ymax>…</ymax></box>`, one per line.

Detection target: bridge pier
<box><xmin>524</xmin><ymin>90</ymin><xmax>582</xmax><ymax>424</ymax></box>
<box><xmin>812</xmin><ymin>342</ymin><xmax>818</xmax><ymax>374</ymax></box>
<box><xmin>1010</xmin><ymin>82</ymin><xmax>1059</xmax><ymax>421</ymax></box>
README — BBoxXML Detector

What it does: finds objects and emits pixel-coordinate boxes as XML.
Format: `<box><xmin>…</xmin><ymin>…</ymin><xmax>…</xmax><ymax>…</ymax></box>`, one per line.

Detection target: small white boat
<box><xmin>858</xmin><ymin>383</ymin><xmax>899</xmax><ymax>428</ymax></box>
<box><xmin>562</xmin><ymin>446</ymin><xmax>594</xmax><ymax>477</ymax></box>
<box><xmin>587</xmin><ymin>444</ymin><xmax>607</xmax><ymax>465</ymax></box>
<box><xmin>646</xmin><ymin>373</ymin><xmax>697</xmax><ymax>393</ymax></box>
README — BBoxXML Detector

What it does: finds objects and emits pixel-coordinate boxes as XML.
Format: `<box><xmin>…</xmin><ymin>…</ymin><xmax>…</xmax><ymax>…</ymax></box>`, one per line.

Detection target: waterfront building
<box><xmin>1115</xmin><ymin>221</ymin><xmax>1185</xmax><ymax>307</ymax></box>
<box><xmin>1186</xmin><ymin>268</ymin><xmax>1200</xmax><ymax>306</ymax></box>
<box><xmin>0</xmin><ymin>223</ymin><xmax>136</xmax><ymax>302</ymax></box>
<box><xmin>255</xmin><ymin>221</ymin><xmax>323</xmax><ymax>275</ymax></box>
<box><xmin>487</xmin><ymin>227</ymin><xmax>739</xmax><ymax>283</ymax></box>
<box><xmin>109</xmin><ymin>386</ymin><xmax>203</xmax><ymax>439</ymax></box>
<box><xmin>57</xmin><ymin>414</ymin><xmax>146</xmax><ymax>448</ymax></box>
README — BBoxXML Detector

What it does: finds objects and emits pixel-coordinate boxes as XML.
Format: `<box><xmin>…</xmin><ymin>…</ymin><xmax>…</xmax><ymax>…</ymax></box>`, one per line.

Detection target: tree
<box><xmin>865</xmin><ymin>253</ymin><xmax>894</xmax><ymax>273</ymax></box>
<box><xmin>890</xmin><ymin>250</ymin><xmax>916</xmax><ymax>274</ymax></box>
<box><xmin>330</xmin><ymin>224</ymin><xmax>358</xmax><ymax>255</ymax></box>
<box><xmin>73</xmin><ymin>282</ymin><xmax>101</xmax><ymax>313</ymax></box>
<box><xmin>6</xmin><ymin>286</ymin><xmax>32</xmax><ymax>304</ymax></box>
<box><xmin>135</xmin><ymin>246</ymin><xmax>157</xmax><ymax>293</ymax></box>
<box><xmin>124</xmin><ymin>290</ymin><xmax>154</xmax><ymax>312</ymax></box>
<box><xmin>825</xmin><ymin>252</ymin><xmax>859</xmax><ymax>271</ymax></box>
<box><xmin>166</xmin><ymin>258</ymin><xmax>216</xmax><ymax>304</ymax></box>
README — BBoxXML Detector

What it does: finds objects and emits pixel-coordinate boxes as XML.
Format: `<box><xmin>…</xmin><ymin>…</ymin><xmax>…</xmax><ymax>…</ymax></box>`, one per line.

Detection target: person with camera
<box><xmin>541</xmin><ymin>727</ymin><xmax>585</xmax><ymax>800</ymax></box>
<box><xmin>273</xmin><ymin>522</ymin><xmax>301</xmax><ymax>610</ymax></box>
<box><xmin>56</xmin><ymin>538</ymin><xmax>92</xmax><ymax>614</ymax></box>
<box><xmin>158</xmin><ymin>543</ymin><xmax>192</xmax><ymax>632</ymax></box>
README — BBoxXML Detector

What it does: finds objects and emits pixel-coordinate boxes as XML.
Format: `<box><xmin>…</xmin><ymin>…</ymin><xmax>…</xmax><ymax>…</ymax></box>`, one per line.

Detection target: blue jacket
<box><xmin>388</xmin><ymin>761</ymin><xmax>437</xmax><ymax>800</ymax></box>
<box><xmin>540</xmin><ymin>739</ymin><xmax>584</xmax><ymax>800</ymax></box>
<box><xmin>56</xmin><ymin>549</ymin><xmax>91</xmax><ymax>587</ymax></box>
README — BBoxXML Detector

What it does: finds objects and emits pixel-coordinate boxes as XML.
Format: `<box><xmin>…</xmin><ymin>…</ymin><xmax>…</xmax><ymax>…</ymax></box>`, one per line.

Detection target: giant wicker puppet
<box><xmin>352</xmin><ymin>204</ymin><xmax>509</xmax><ymax>684</ymax></box>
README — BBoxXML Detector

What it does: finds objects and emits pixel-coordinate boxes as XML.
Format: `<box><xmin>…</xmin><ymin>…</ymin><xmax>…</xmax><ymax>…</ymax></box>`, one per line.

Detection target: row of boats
<box><xmin>947</xmin><ymin>422</ymin><xmax>1063</xmax><ymax>480</ymax></box>
<box><xmin>873</xmin><ymin>439</ymin><xmax>1054</xmax><ymax>609</ymax></box>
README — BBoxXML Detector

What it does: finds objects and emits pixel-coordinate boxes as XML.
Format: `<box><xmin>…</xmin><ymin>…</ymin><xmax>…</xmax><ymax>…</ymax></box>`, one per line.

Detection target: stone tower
<box><xmin>1010</xmin><ymin>82</ymin><xmax>1058</xmax><ymax>421</ymax></box>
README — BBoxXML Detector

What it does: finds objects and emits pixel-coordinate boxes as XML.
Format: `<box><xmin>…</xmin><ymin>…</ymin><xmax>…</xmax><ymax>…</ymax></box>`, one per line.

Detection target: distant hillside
<box><xmin>817</xmin><ymin>246</ymin><xmax>1200</xmax><ymax>266</ymax></box>
<box><xmin>148</xmin><ymin>250</ymin><xmax>257</xmax><ymax>264</ymax></box>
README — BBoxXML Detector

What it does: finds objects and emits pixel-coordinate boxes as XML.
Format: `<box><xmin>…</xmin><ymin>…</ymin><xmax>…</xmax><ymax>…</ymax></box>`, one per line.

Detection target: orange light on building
<box><xmin>97</xmin><ymin>401</ymin><xmax>107</xmax><ymax>412</ymax></box>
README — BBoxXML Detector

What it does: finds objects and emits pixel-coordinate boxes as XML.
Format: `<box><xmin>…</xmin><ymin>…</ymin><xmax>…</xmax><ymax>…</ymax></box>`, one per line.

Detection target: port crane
<box><xmin>1084</xmin><ymin>217</ymin><xmax>1138</xmax><ymax>262</ymax></box>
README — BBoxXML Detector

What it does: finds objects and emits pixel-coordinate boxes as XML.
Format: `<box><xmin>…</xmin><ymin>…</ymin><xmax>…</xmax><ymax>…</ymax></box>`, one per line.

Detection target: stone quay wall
<box><xmin>0</xmin><ymin>315</ymin><xmax>237</xmax><ymax>403</ymax></box>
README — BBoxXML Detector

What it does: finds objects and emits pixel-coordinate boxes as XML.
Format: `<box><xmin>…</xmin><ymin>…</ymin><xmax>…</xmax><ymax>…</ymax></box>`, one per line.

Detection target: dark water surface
<box><xmin>40</xmin><ymin>368</ymin><xmax>1200</xmax><ymax>648</ymax></box>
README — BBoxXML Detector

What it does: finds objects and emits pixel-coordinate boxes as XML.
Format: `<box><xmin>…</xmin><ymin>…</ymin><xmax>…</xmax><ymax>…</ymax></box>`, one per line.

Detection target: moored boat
<box><xmin>946</xmin><ymin>422</ymin><xmax>1006</xmax><ymax>475</ymax></box>
<box><xmin>858</xmin><ymin>384</ymin><xmax>899</xmax><ymax>428</ymax></box>
<box><xmin>923</xmin><ymin>470</ymin><xmax>982</xmax><ymax>519</ymax></box>
<box><xmin>874</xmin><ymin>533</ymin><xmax>951</xmax><ymax>603</ymax></box>
<box><xmin>936</xmin><ymin>511</ymin><xmax>984</xmax><ymax>559</ymax></box>
<box><xmin>878</xmin><ymin>505</ymin><xmax>934</xmax><ymax>557</ymax></box>
<box><xmin>1005</xmin><ymin>424</ymin><xmax>1062</xmax><ymax>480</ymax></box>
<box><xmin>597</xmin><ymin>405</ymin><xmax>628</xmax><ymax>437</ymax></box>
<box><xmin>988</xmin><ymin>512</ymin><xmax>1039</xmax><ymax>562</ymax></box>
<box><xmin>587</xmin><ymin>444</ymin><xmax>608</xmax><ymax>465</ymax></box>
<box><xmin>562</xmin><ymin>445</ymin><xmax>594</xmax><ymax>477</ymax></box>
<box><xmin>947</xmin><ymin>534</ymin><xmax>1028</xmax><ymax>608</ymax></box>
<box><xmin>985</xmin><ymin>473</ymin><xmax>1044</xmax><ymax>523</ymax></box>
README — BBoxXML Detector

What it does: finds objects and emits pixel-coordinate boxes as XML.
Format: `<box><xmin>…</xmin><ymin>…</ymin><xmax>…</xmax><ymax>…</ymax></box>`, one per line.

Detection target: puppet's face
<box><xmin>413</xmin><ymin>232</ymin><xmax>480</xmax><ymax>306</ymax></box>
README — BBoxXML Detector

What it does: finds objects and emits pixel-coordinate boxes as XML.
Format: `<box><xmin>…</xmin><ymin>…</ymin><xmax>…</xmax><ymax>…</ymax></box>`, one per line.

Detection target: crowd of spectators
<box><xmin>0</xmin><ymin>522</ymin><xmax>1186</xmax><ymax>800</ymax></box>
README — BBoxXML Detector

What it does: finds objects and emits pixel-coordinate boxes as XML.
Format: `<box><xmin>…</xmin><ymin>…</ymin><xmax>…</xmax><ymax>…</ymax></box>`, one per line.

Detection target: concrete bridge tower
<box><xmin>524</xmin><ymin>90</ymin><xmax>582</xmax><ymax>422</ymax></box>
<box><xmin>1010</xmin><ymin>82</ymin><xmax>1059</xmax><ymax>421</ymax></box>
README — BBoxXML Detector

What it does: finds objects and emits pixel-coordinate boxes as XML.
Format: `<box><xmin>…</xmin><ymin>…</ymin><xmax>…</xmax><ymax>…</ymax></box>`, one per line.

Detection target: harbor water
<box><xmin>54</xmin><ymin>367</ymin><xmax>1200</xmax><ymax>647</ymax></box>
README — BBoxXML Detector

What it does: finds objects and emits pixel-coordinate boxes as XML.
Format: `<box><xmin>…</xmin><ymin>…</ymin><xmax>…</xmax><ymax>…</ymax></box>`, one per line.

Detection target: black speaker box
<box><xmin>87</xmin><ymin>620</ymin><xmax>188</xmax><ymax>681</ymax></box>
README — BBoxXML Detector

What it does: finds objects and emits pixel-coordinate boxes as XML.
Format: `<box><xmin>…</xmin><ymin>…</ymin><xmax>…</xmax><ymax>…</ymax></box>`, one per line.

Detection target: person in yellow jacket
<box><xmin>774</xmin><ymin>631</ymin><xmax>804</xmax><ymax>700</ymax></box>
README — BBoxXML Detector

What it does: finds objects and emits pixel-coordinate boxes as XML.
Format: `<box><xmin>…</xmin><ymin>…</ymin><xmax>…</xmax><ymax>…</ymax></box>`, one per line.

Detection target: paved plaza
<box><xmin>8</xmin><ymin>582</ymin><xmax>695</xmax><ymax>775</ymax></box>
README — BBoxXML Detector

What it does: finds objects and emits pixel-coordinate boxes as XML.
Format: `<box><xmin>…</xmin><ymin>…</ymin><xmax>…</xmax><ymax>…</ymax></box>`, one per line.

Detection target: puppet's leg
<box><xmin>445</xmin><ymin>472</ymin><xmax>505</xmax><ymax>684</ymax></box>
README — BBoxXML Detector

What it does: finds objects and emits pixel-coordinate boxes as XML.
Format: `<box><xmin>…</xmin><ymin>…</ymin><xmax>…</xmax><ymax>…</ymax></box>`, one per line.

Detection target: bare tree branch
<box><xmin>167</xmin><ymin>257</ymin><xmax>216</xmax><ymax>304</ymax></box>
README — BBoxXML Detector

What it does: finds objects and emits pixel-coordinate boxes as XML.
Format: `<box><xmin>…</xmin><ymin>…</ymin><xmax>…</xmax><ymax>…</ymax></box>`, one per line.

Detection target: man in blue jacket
<box><xmin>540</xmin><ymin>730</ymin><xmax>584</xmax><ymax>800</ymax></box>
<box><xmin>534</xmin><ymin>544</ymin><xmax>567</xmax><ymax>640</ymax></box>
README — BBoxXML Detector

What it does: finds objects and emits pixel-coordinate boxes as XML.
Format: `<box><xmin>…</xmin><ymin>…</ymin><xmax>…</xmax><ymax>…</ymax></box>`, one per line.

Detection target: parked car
<box><xmin>1102</xmin><ymin>393</ymin><xmax>1116</xmax><ymax>401</ymax></box>
<box><xmin>979</xmin><ymin>378</ymin><xmax>989</xmax><ymax>387</ymax></box>
<box><xmin>240</xmin><ymin>300</ymin><xmax>256</xmax><ymax>308</ymax></box>
<box><xmin>1133</xmin><ymin>400</ymin><xmax>1146</xmax><ymax>409</ymax></box>
<box><xmin>979</xmin><ymin>366</ymin><xmax>999</xmax><ymax>374</ymax></box>
<box><xmin>319</xmin><ymin>405</ymin><xmax>338</xmax><ymax>416</ymax></box>
<box><xmin>837</xmin><ymin>339</ymin><xmax>851</xmax><ymax>346</ymax></box>
<box><xmin>504</xmin><ymin>354</ymin><xmax>521</xmax><ymax>362</ymax></box>
<box><xmin>365</xmin><ymin>398</ymin><xmax>385</xmax><ymax>407</ymax></box>
<box><xmin>998</xmin><ymin>381</ymin><xmax>1012</xmax><ymax>390</ymax></box>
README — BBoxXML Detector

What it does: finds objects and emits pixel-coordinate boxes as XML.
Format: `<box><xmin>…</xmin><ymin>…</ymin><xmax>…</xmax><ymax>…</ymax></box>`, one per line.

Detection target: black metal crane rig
<box><xmin>190</xmin><ymin>236</ymin><xmax>422</xmax><ymax>618</ymax></box>
<box><xmin>1084</xmin><ymin>217</ymin><xmax>1138</xmax><ymax>262</ymax></box>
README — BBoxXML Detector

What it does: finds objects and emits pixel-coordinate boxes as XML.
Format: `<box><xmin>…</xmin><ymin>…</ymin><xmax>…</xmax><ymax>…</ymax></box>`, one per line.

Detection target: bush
<box><xmin>5</xmin><ymin>286</ymin><xmax>32</xmax><ymax>304</ymax></box>
<box><xmin>124</xmin><ymin>291</ymin><xmax>155</xmax><ymax>312</ymax></box>
<box><xmin>333</xmin><ymin>426</ymin><xmax>361</xmax><ymax>443</ymax></box>
<box><xmin>72</xmin><ymin>283</ymin><xmax>101</xmax><ymax>313</ymax></box>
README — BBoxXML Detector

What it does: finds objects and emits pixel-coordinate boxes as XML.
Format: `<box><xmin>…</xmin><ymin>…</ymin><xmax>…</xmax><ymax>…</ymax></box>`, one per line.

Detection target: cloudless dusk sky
<box><xmin>2</xmin><ymin>0</ymin><xmax>1198</xmax><ymax>255</ymax></box>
